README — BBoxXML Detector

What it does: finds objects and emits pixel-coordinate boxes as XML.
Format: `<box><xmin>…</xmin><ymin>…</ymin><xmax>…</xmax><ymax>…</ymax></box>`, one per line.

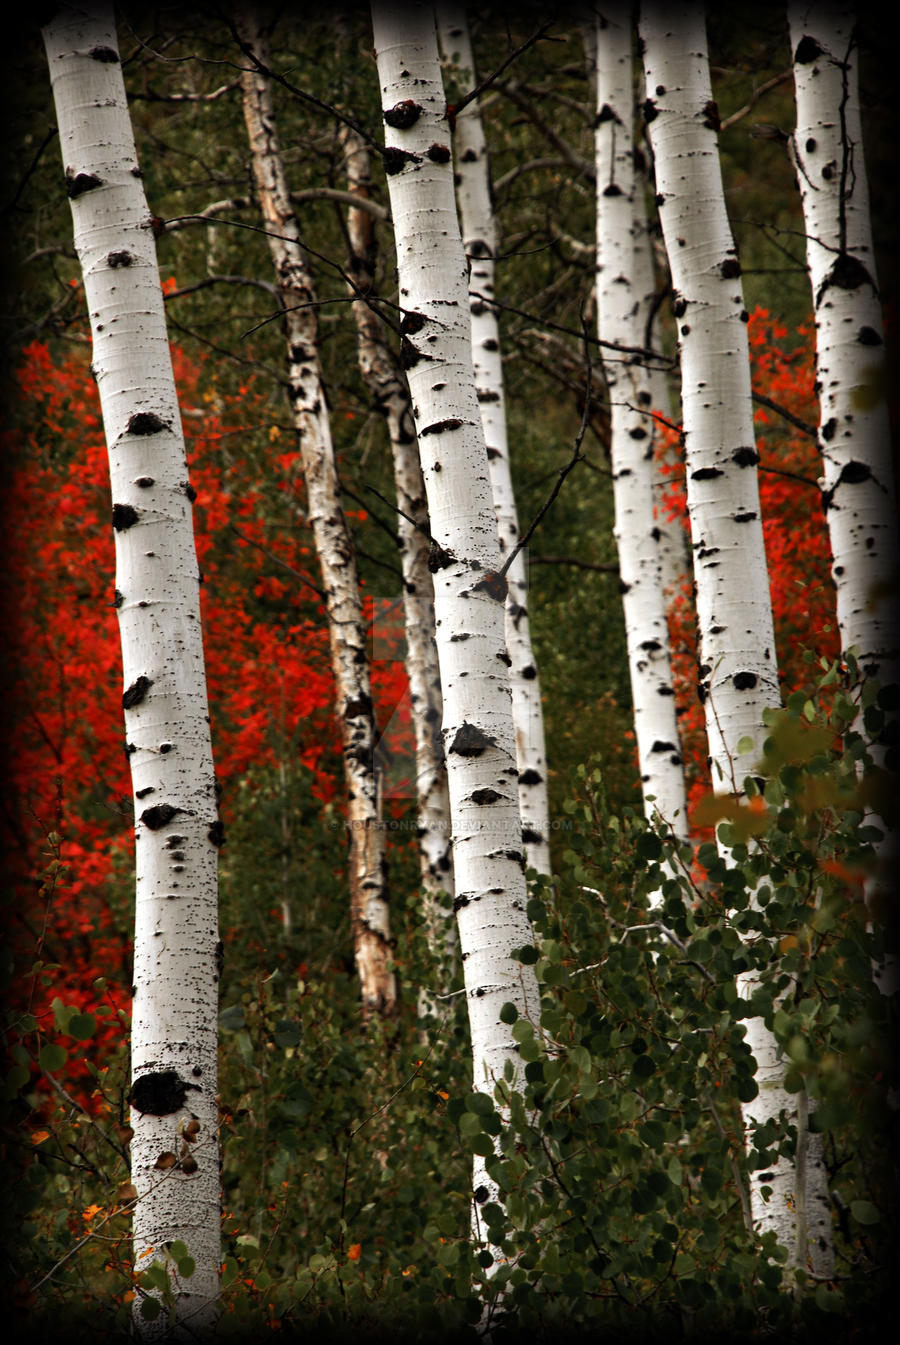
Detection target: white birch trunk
<box><xmin>43</xmin><ymin>4</ymin><xmax>220</xmax><ymax>1334</ymax></box>
<box><xmin>338</xmin><ymin>123</ymin><xmax>457</xmax><ymax>975</ymax></box>
<box><xmin>593</xmin><ymin>5</ymin><xmax>688</xmax><ymax>847</ymax></box>
<box><xmin>371</xmin><ymin>0</ymin><xmax>541</xmax><ymax>1239</ymax></box>
<box><xmin>436</xmin><ymin>2</ymin><xmax>552</xmax><ymax>876</ymax></box>
<box><xmin>788</xmin><ymin>4</ymin><xmax>899</xmax><ymax>1002</ymax></box>
<box><xmin>235</xmin><ymin>6</ymin><xmax>396</xmax><ymax>1020</ymax></box>
<box><xmin>640</xmin><ymin>1</ymin><xmax>833</xmax><ymax>1274</ymax></box>
<box><xmin>631</xmin><ymin>155</ymin><xmax>688</xmax><ymax>602</ymax></box>
<box><xmin>788</xmin><ymin>5</ymin><xmax>899</xmax><ymax>697</ymax></box>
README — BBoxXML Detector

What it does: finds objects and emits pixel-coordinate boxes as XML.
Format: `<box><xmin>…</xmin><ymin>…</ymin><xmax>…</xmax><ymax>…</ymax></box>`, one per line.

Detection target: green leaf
<box><xmin>568</xmin><ymin>1045</ymin><xmax>591</xmax><ymax>1074</ymax></box>
<box><xmin>850</xmin><ymin>1199</ymin><xmax>880</xmax><ymax>1226</ymax></box>
<box><xmin>219</xmin><ymin>1004</ymin><xmax>246</xmax><ymax>1031</ymax></box>
<box><xmin>177</xmin><ymin>1257</ymin><xmax>196</xmax><ymax>1279</ymax></box>
<box><xmin>465</xmin><ymin>1092</ymin><xmax>494</xmax><ymax>1116</ymax></box>
<box><xmin>499</xmin><ymin>1001</ymin><xmax>518</xmax><ymax>1025</ymax></box>
<box><xmin>67</xmin><ymin>1012</ymin><xmax>95</xmax><ymax>1041</ymax></box>
<box><xmin>139</xmin><ymin>1297</ymin><xmax>162</xmax><ymax>1321</ymax></box>
<box><xmin>636</xmin><ymin>832</ymin><xmax>662</xmax><ymax>861</ymax></box>
<box><xmin>514</xmin><ymin>945</ymin><xmax>539</xmax><ymax>965</ymax></box>
<box><xmin>39</xmin><ymin>1043</ymin><xmax>67</xmax><ymax>1072</ymax></box>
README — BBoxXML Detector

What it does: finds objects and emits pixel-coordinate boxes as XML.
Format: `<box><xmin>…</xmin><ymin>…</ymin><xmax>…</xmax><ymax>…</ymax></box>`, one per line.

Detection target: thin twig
<box><xmin>450</xmin><ymin>23</ymin><xmax>556</xmax><ymax>119</ymax></box>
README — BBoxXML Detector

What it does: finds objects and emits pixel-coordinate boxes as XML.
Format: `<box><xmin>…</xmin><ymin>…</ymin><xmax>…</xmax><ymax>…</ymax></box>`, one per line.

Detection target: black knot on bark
<box><xmin>65</xmin><ymin>169</ymin><xmax>102</xmax><ymax>198</ymax></box>
<box><xmin>384</xmin><ymin>99</ymin><xmax>423</xmax><ymax>129</ymax></box>
<box><xmin>400</xmin><ymin>309</ymin><xmax>427</xmax><ymax>335</ymax></box>
<box><xmin>471</xmin><ymin>570</ymin><xmax>508</xmax><ymax>602</ymax></box>
<box><xmin>449</xmin><ymin>722</ymin><xmax>496</xmax><ymax>757</ymax></box>
<box><xmin>596</xmin><ymin>102</ymin><xmax>622</xmax><ymax>126</ymax></box>
<box><xmin>794</xmin><ymin>35</ymin><xmax>824</xmax><ymax>63</ymax></box>
<box><xmin>837</xmin><ymin>460</ymin><xmax>872</xmax><ymax>486</ymax></box>
<box><xmin>382</xmin><ymin>146</ymin><xmax>420</xmax><ymax>175</ymax></box>
<box><xmin>428</xmin><ymin>541</ymin><xmax>455</xmax><ymax>572</ymax></box>
<box><xmin>701</xmin><ymin>99</ymin><xmax>720</xmax><ymax>131</ymax></box>
<box><xmin>141</xmin><ymin>803</ymin><xmax>184</xmax><ymax>831</ymax></box>
<box><xmin>127</xmin><ymin>412</ymin><xmax>167</xmax><ymax>436</ymax></box>
<box><xmin>732</xmin><ymin>671</ymin><xmax>758</xmax><ymax>691</ymax></box>
<box><xmin>123</xmin><ymin>676</ymin><xmax>153</xmax><ymax>710</ymax></box>
<box><xmin>420</xmin><ymin>417</ymin><xmax>463</xmax><ymax>436</ymax></box>
<box><xmin>130</xmin><ymin>1069</ymin><xmax>198</xmax><ymax>1116</ymax></box>
<box><xmin>112</xmin><ymin>503</ymin><xmax>139</xmax><ymax>531</ymax></box>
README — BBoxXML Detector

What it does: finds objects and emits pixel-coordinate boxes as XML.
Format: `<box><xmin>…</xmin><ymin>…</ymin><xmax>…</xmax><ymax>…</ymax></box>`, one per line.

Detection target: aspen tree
<box><xmin>43</xmin><ymin>2</ymin><xmax>221</xmax><ymax>1333</ymax></box>
<box><xmin>788</xmin><ymin>5</ymin><xmax>898</xmax><ymax>697</ymax></box>
<box><xmin>788</xmin><ymin>3</ymin><xmax>899</xmax><ymax>992</ymax></box>
<box><xmin>338</xmin><ymin>122</ymin><xmax>456</xmax><ymax>973</ymax></box>
<box><xmin>436</xmin><ymin>2</ymin><xmax>552</xmax><ymax>876</ymax></box>
<box><xmin>592</xmin><ymin>4</ymin><xmax>687</xmax><ymax>849</ymax></box>
<box><xmin>640</xmin><ymin>1</ymin><xmax>833</xmax><ymax>1273</ymax></box>
<box><xmin>235</xmin><ymin>5</ymin><xmax>396</xmax><ymax>1019</ymax></box>
<box><xmin>370</xmin><ymin>0</ymin><xmax>541</xmax><ymax>1244</ymax></box>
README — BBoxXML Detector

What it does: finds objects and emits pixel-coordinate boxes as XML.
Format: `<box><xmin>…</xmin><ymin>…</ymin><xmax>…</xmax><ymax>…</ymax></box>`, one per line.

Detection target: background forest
<box><xmin>1</xmin><ymin>2</ymin><xmax>897</xmax><ymax>1341</ymax></box>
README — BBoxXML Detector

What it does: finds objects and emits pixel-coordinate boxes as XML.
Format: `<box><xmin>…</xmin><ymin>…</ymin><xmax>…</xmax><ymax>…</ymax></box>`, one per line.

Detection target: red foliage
<box><xmin>2</xmin><ymin>337</ymin><xmax>407</xmax><ymax>1106</ymax></box>
<box><xmin>657</xmin><ymin>309</ymin><xmax>838</xmax><ymax>824</ymax></box>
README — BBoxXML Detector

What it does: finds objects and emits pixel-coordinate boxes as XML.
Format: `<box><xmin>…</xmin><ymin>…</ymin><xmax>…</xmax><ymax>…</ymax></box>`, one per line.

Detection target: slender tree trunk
<box><xmin>631</xmin><ymin>153</ymin><xmax>688</xmax><ymax>603</ymax></box>
<box><xmin>235</xmin><ymin>5</ymin><xmax>396</xmax><ymax>1020</ymax></box>
<box><xmin>338</xmin><ymin>122</ymin><xmax>457</xmax><ymax>975</ymax></box>
<box><xmin>43</xmin><ymin>4</ymin><xmax>220</xmax><ymax>1334</ymax></box>
<box><xmin>371</xmin><ymin>0</ymin><xmax>541</xmax><ymax>1245</ymax></box>
<box><xmin>592</xmin><ymin>5</ymin><xmax>687</xmax><ymax>848</ymax></box>
<box><xmin>640</xmin><ymin>1</ymin><xmax>833</xmax><ymax>1274</ymax></box>
<box><xmin>437</xmin><ymin>2</ymin><xmax>552</xmax><ymax>876</ymax></box>
<box><xmin>788</xmin><ymin>3</ymin><xmax>899</xmax><ymax>995</ymax></box>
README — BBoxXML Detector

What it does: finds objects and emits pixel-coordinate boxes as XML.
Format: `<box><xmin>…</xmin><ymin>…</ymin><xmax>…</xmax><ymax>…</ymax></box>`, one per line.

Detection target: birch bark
<box><xmin>371</xmin><ymin>0</ymin><xmax>541</xmax><ymax>1237</ymax></box>
<box><xmin>788</xmin><ymin>4</ymin><xmax>899</xmax><ymax>998</ymax></box>
<box><xmin>436</xmin><ymin>2</ymin><xmax>552</xmax><ymax>876</ymax></box>
<box><xmin>235</xmin><ymin>5</ymin><xmax>396</xmax><ymax>1020</ymax></box>
<box><xmin>43</xmin><ymin>3</ymin><xmax>220</xmax><ymax>1334</ymax></box>
<box><xmin>338</xmin><ymin>123</ymin><xmax>456</xmax><ymax>973</ymax></box>
<box><xmin>640</xmin><ymin>1</ymin><xmax>833</xmax><ymax>1273</ymax></box>
<box><xmin>788</xmin><ymin>5</ymin><xmax>899</xmax><ymax>701</ymax></box>
<box><xmin>593</xmin><ymin>4</ymin><xmax>687</xmax><ymax>846</ymax></box>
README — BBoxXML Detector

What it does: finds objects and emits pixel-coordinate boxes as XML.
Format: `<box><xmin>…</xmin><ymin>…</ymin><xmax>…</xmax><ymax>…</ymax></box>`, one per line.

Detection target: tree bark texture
<box><xmin>593</xmin><ymin>5</ymin><xmax>688</xmax><ymax>843</ymax></box>
<box><xmin>437</xmin><ymin>1</ymin><xmax>553</xmax><ymax>876</ymax></box>
<box><xmin>338</xmin><ymin>121</ymin><xmax>457</xmax><ymax>974</ymax></box>
<box><xmin>789</xmin><ymin>3</ymin><xmax>899</xmax><ymax>701</ymax></box>
<box><xmin>641</xmin><ymin>1</ymin><xmax>833</xmax><ymax>1271</ymax></box>
<box><xmin>235</xmin><ymin>4</ymin><xmax>396</xmax><ymax>1020</ymax></box>
<box><xmin>43</xmin><ymin>3</ymin><xmax>221</xmax><ymax>1334</ymax></box>
<box><xmin>371</xmin><ymin>0</ymin><xmax>541</xmax><ymax>1237</ymax></box>
<box><xmin>789</xmin><ymin>4</ymin><xmax>899</xmax><ymax>1001</ymax></box>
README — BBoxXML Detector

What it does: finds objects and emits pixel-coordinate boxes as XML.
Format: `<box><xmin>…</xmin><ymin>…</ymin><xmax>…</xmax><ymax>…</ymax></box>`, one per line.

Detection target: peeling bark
<box><xmin>338</xmin><ymin>119</ymin><xmax>456</xmax><ymax>976</ymax></box>
<box><xmin>236</xmin><ymin>4</ymin><xmax>396</xmax><ymax>1021</ymax></box>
